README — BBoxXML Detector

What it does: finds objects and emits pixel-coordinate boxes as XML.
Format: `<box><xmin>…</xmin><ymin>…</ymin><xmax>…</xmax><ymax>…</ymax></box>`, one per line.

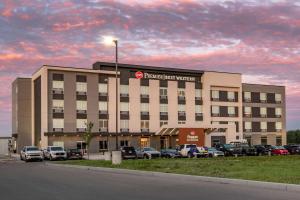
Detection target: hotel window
<box><xmin>260</xmin><ymin>93</ymin><xmax>267</xmax><ymax>102</ymax></box>
<box><xmin>53</xmin><ymin>119</ymin><xmax>64</xmax><ymax>129</ymax></box>
<box><xmin>76</xmin><ymin>101</ymin><xmax>87</xmax><ymax>111</ymax></box>
<box><xmin>53</xmin><ymin>100</ymin><xmax>64</xmax><ymax>109</ymax></box>
<box><xmin>245</xmin><ymin>122</ymin><xmax>252</xmax><ymax>131</ymax></box>
<box><xmin>275</xmin><ymin>108</ymin><xmax>282</xmax><ymax>117</ymax></box>
<box><xmin>261</xmin><ymin>136</ymin><xmax>267</xmax><ymax>145</ymax></box>
<box><xmin>160</xmin><ymin>104</ymin><xmax>168</xmax><ymax>113</ymax></box>
<box><xmin>276</xmin><ymin>136</ymin><xmax>282</xmax><ymax>146</ymax></box>
<box><xmin>195</xmin><ymin>89</ymin><xmax>202</xmax><ymax>99</ymax></box>
<box><xmin>120</xmin><ymin>120</ymin><xmax>129</xmax><ymax>129</ymax></box>
<box><xmin>141</xmin><ymin>120</ymin><xmax>149</xmax><ymax>129</ymax></box>
<box><xmin>160</xmin><ymin>87</ymin><xmax>168</xmax><ymax>97</ymax></box>
<box><xmin>140</xmin><ymin>86</ymin><xmax>149</xmax><ymax>95</ymax></box>
<box><xmin>76</xmin><ymin>119</ymin><xmax>87</xmax><ymax>129</ymax></box>
<box><xmin>228</xmin><ymin>106</ymin><xmax>235</xmax><ymax>116</ymax></box>
<box><xmin>52</xmin><ymin>81</ymin><xmax>64</xmax><ymax>90</ymax></box>
<box><xmin>212</xmin><ymin>106</ymin><xmax>220</xmax><ymax>116</ymax></box>
<box><xmin>120</xmin><ymin>102</ymin><xmax>129</xmax><ymax>112</ymax></box>
<box><xmin>195</xmin><ymin>105</ymin><xmax>203</xmax><ymax>114</ymax></box>
<box><xmin>244</xmin><ymin>92</ymin><xmax>251</xmax><ymax>101</ymax></box>
<box><xmin>228</xmin><ymin>91</ymin><xmax>235</xmax><ymax>101</ymax></box>
<box><xmin>99</xmin><ymin>119</ymin><xmax>108</xmax><ymax>131</ymax></box>
<box><xmin>99</xmin><ymin>101</ymin><xmax>108</xmax><ymax>111</ymax></box>
<box><xmin>140</xmin><ymin>103</ymin><xmax>149</xmax><ymax>112</ymax></box>
<box><xmin>260</xmin><ymin>107</ymin><xmax>267</xmax><ymax>117</ymax></box>
<box><xmin>99</xmin><ymin>141</ymin><xmax>108</xmax><ymax>150</ymax></box>
<box><xmin>275</xmin><ymin>93</ymin><xmax>282</xmax><ymax>103</ymax></box>
<box><xmin>98</xmin><ymin>83</ymin><xmax>108</xmax><ymax>94</ymax></box>
<box><xmin>120</xmin><ymin>140</ymin><xmax>129</xmax><ymax>147</ymax></box>
<box><xmin>211</xmin><ymin>90</ymin><xmax>219</xmax><ymax>100</ymax></box>
<box><xmin>275</xmin><ymin>122</ymin><xmax>282</xmax><ymax>131</ymax></box>
<box><xmin>120</xmin><ymin>85</ymin><xmax>129</xmax><ymax>95</ymax></box>
<box><xmin>244</xmin><ymin>107</ymin><xmax>251</xmax><ymax>116</ymax></box>
<box><xmin>178</xmin><ymin>88</ymin><xmax>185</xmax><ymax>97</ymax></box>
<box><xmin>76</xmin><ymin>82</ymin><xmax>87</xmax><ymax>92</ymax></box>
<box><xmin>160</xmin><ymin>121</ymin><xmax>168</xmax><ymax>127</ymax></box>
<box><xmin>178</xmin><ymin>121</ymin><xmax>186</xmax><ymax>124</ymax></box>
<box><xmin>178</xmin><ymin>104</ymin><xmax>186</xmax><ymax>112</ymax></box>
<box><xmin>211</xmin><ymin>121</ymin><xmax>219</xmax><ymax>125</ymax></box>
<box><xmin>261</xmin><ymin>121</ymin><xmax>267</xmax><ymax>132</ymax></box>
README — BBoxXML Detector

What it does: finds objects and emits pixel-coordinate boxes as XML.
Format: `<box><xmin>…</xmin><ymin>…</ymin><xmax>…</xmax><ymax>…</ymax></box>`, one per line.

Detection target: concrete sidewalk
<box><xmin>46</xmin><ymin>163</ymin><xmax>300</xmax><ymax>193</ymax></box>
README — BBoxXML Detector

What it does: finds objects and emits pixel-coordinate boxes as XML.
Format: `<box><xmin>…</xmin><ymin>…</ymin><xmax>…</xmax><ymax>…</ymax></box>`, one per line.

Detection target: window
<box><xmin>195</xmin><ymin>105</ymin><xmax>202</xmax><ymax>113</ymax></box>
<box><xmin>260</xmin><ymin>107</ymin><xmax>267</xmax><ymax>116</ymax></box>
<box><xmin>211</xmin><ymin>121</ymin><xmax>219</xmax><ymax>125</ymax></box>
<box><xmin>76</xmin><ymin>82</ymin><xmax>87</xmax><ymax>92</ymax></box>
<box><xmin>141</xmin><ymin>120</ymin><xmax>149</xmax><ymax>129</ymax></box>
<box><xmin>160</xmin><ymin>87</ymin><xmax>168</xmax><ymax>96</ymax></box>
<box><xmin>120</xmin><ymin>85</ymin><xmax>129</xmax><ymax>95</ymax></box>
<box><xmin>261</xmin><ymin>136</ymin><xmax>267</xmax><ymax>145</ymax></box>
<box><xmin>275</xmin><ymin>93</ymin><xmax>282</xmax><ymax>102</ymax></box>
<box><xmin>244</xmin><ymin>107</ymin><xmax>251</xmax><ymax>115</ymax></box>
<box><xmin>260</xmin><ymin>93</ymin><xmax>267</xmax><ymax>101</ymax></box>
<box><xmin>245</xmin><ymin>122</ymin><xmax>252</xmax><ymax>130</ymax></box>
<box><xmin>53</xmin><ymin>141</ymin><xmax>64</xmax><ymax>147</ymax></box>
<box><xmin>160</xmin><ymin>104</ymin><xmax>168</xmax><ymax>113</ymax></box>
<box><xmin>178</xmin><ymin>121</ymin><xmax>186</xmax><ymax>124</ymax></box>
<box><xmin>53</xmin><ymin>100</ymin><xmax>64</xmax><ymax>109</ymax></box>
<box><xmin>160</xmin><ymin>121</ymin><xmax>168</xmax><ymax>127</ymax></box>
<box><xmin>120</xmin><ymin>140</ymin><xmax>129</xmax><ymax>147</ymax></box>
<box><xmin>244</xmin><ymin>92</ymin><xmax>251</xmax><ymax>100</ymax></box>
<box><xmin>99</xmin><ymin>102</ymin><xmax>108</xmax><ymax>111</ymax></box>
<box><xmin>120</xmin><ymin>120</ymin><xmax>129</xmax><ymax>129</ymax></box>
<box><xmin>77</xmin><ymin>119</ymin><xmax>87</xmax><ymax>129</ymax></box>
<box><xmin>228</xmin><ymin>91</ymin><xmax>235</xmax><ymax>100</ymax></box>
<box><xmin>212</xmin><ymin>106</ymin><xmax>220</xmax><ymax>115</ymax></box>
<box><xmin>99</xmin><ymin>119</ymin><xmax>108</xmax><ymax>129</ymax></box>
<box><xmin>140</xmin><ymin>103</ymin><xmax>149</xmax><ymax>112</ymax></box>
<box><xmin>98</xmin><ymin>83</ymin><xmax>108</xmax><ymax>93</ymax></box>
<box><xmin>140</xmin><ymin>86</ymin><xmax>149</xmax><ymax>95</ymax></box>
<box><xmin>275</xmin><ymin>108</ymin><xmax>282</xmax><ymax>116</ymax></box>
<box><xmin>212</xmin><ymin>90</ymin><xmax>219</xmax><ymax>99</ymax></box>
<box><xmin>261</xmin><ymin>122</ymin><xmax>267</xmax><ymax>131</ymax></box>
<box><xmin>120</xmin><ymin>102</ymin><xmax>129</xmax><ymax>112</ymax></box>
<box><xmin>99</xmin><ymin>141</ymin><xmax>108</xmax><ymax>150</ymax></box>
<box><xmin>228</xmin><ymin>107</ymin><xmax>235</xmax><ymax>115</ymax></box>
<box><xmin>178</xmin><ymin>88</ymin><xmax>185</xmax><ymax>97</ymax></box>
<box><xmin>178</xmin><ymin>104</ymin><xmax>186</xmax><ymax>112</ymax></box>
<box><xmin>195</xmin><ymin>89</ymin><xmax>202</xmax><ymax>98</ymax></box>
<box><xmin>276</xmin><ymin>122</ymin><xmax>282</xmax><ymax>131</ymax></box>
<box><xmin>53</xmin><ymin>81</ymin><xmax>64</xmax><ymax>90</ymax></box>
<box><xmin>76</xmin><ymin>101</ymin><xmax>87</xmax><ymax>110</ymax></box>
<box><xmin>276</xmin><ymin>136</ymin><xmax>282</xmax><ymax>146</ymax></box>
<box><xmin>53</xmin><ymin>119</ymin><xmax>64</xmax><ymax>129</ymax></box>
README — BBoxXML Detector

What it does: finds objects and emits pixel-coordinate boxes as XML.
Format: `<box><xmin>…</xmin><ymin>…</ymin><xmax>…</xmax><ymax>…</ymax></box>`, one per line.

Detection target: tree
<box><xmin>287</xmin><ymin>130</ymin><xmax>300</xmax><ymax>144</ymax></box>
<box><xmin>83</xmin><ymin>121</ymin><xmax>94</xmax><ymax>160</ymax></box>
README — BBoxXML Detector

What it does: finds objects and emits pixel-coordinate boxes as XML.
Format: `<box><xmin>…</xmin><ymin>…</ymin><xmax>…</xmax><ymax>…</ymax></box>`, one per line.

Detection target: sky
<box><xmin>1</xmin><ymin>0</ymin><xmax>300</xmax><ymax>136</ymax></box>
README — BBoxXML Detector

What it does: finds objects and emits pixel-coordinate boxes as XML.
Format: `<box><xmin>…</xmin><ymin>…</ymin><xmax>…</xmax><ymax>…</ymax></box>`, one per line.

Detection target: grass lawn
<box><xmin>57</xmin><ymin>156</ymin><xmax>300</xmax><ymax>184</ymax></box>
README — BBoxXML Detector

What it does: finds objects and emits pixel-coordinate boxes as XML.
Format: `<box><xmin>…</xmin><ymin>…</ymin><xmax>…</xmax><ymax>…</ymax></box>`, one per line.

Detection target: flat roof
<box><xmin>242</xmin><ymin>83</ymin><xmax>285</xmax><ymax>88</ymax></box>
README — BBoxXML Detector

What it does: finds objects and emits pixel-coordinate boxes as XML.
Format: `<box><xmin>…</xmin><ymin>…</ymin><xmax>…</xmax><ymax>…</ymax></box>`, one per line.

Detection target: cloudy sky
<box><xmin>1</xmin><ymin>0</ymin><xmax>300</xmax><ymax>136</ymax></box>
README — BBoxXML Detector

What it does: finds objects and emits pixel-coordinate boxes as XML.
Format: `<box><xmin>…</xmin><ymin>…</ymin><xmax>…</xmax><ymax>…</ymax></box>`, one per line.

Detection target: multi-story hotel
<box><xmin>12</xmin><ymin>62</ymin><xmax>286</xmax><ymax>152</ymax></box>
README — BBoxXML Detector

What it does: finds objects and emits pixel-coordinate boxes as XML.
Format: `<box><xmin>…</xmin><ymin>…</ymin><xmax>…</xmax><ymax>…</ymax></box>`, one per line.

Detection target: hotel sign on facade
<box><xmin>133</xmin><ymin>71</ymin><xmax>199</xmax><ymax>82</ymax></box>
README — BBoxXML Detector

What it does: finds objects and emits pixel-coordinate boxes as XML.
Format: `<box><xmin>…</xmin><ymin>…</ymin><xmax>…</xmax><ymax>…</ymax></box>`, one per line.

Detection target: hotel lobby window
<box><xmin>261</xmin><ymin>136</ymin><xmax>267</xmax><ymax>145</ymax></box>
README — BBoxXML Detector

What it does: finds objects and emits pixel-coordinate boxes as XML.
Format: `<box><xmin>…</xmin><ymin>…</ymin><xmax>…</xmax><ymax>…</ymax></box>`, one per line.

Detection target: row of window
<box><xmin>244</xmin><ymin>107</ymin><xmax>282</xmax><ymax>117</ymax></box>
<box><xmin>245</xmin><ymin>136</ymin><xmax>282</xmax><ymax>146</ymax></box>
<box><xmin>244</xmin><ymin>121</ymin><xmax>282</xmax><ymax>131</ymax></box>
<box><xmin>211</xmin><ymin>106</ymin><xmax>238</xmax><ymax>116</ymax></box>
<box><xmin>243</xmin><ymin>92</ymin><xmax>282</xmax><ymax>103</ymax></box>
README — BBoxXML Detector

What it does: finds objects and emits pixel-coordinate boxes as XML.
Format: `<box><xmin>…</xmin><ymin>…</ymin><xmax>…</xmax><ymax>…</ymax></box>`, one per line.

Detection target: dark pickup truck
<box><xmin>230</xmin><ymin>142</ymin><xmax>257</xmax><ymax>156</ymax></box>
<box><xmin>215</xmin><ymin>144</ymin><xmax>242</xmax><ymax>156</ymax></box>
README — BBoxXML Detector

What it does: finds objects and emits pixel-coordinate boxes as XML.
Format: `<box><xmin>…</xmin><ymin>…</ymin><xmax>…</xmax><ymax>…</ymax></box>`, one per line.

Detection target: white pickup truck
<box><xmin>178</xmin><ymin>144</ymin><xmax>201</xmax><ymax>158</ymax></box>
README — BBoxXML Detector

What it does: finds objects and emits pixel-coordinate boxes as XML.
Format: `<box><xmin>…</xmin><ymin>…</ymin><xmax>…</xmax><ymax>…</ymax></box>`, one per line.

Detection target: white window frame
<box><xmin>76</xmin><ymin>101</ymin><xmax>87</xmax><ymax>111</ymax></box>
<box><xmin>160</xmin><ymin>87</ymin><xmax>168</xmax><ymax>96</ymax></box>
<box><xmin>160</xmin><ymin>121</ymin><xmax>168</xmax><ymax>127</ymax></box>
<box><xmin>120</xmin><ymin>102</ymin><xmax>129</xmax><ymax>112</ymax></box>
<box><xmin>212</xmin><ymin>90</ymin><xmax>219</xmax><ymax>99</ymax></box>
<box><xmin>98</xmin><ymin>83</ymin><xmax>108</xmax><ymax>93</ymax></box>
<box><xmin>276</xmin><ymin>122</ymin><xmax>282</xmax><ymax>130</ymax></box>
<box><xmin>195</xmin><ymin>105</ymin><xmax>203</xmax><ymax>113</ymax></box>
<box><xmin>275</xmin><ymin>108</ymin><xmax>282</xmax><ymax>116</ymax></box>
<box><xmin>120</xmin><ymin>120</ymin><xmax>129</xmax><ymax>129</ymax></box>
<box><xmin>212</xmin><ymin>106</ymin><xmax>220</xmax><ymax>114</ymax></box>
<box><xmin>260</xmin><ymin>92</ymin><xmax>267</xmax><ymax>101</ymax></box>
<box><xmin>244</xmin><ymin>107</ymin><xmax>251</xmax><ymax>115</ymax></box>
<box><xmin>160</xmin><ymin>104</ymin><xmax>168</xmax><ymax>113</ymax></box>
<box><xmin>76</xmin><ymin>119</ymin><xmax>87</xmax><ymax>129</ymax></box>
<box><xmin>178</xmin><ymin>104</ymin><xmax>186</xmax><ymax>112</ymax></box>
<box><xmin>53</xmin><ymin>100</ymin><xmax>64</xmax><ymax>109</ymax></box>
<box><xmin>245</xmin><ymin>122</ymin><xmax>252</xmax><ymax>130</ymax></box>
<box><xmin>141</xmin><ymin>120</ymin><xmax>149</xmax><ymax>129</ymax></box>
<box><xmin>99</xmin><ymin>101</ymin><xmax>108</xmax><ymax>111</ymax></box>
<box><xmin>120</xmin><ymin>85</ymin><xmax>129</xmax><ymax>95</ymax></box>
<box><xmin>140</xmin><ymin>103</ymin><xmax>149</xmax><ymax>112</ymax></box>
<box><xmin>52</xmin><ymin>81</ymin><xmax>64</xmax><ymax>90</ymax></box>
<box><xmin>244</xmin><ymin>92</ymin><xmax>251</xmax><ymax>100</ymax></box>
<box><xmin>261</xmin><ymin>121</ymin><xmax>267</xmax><ymax>130</ymax></box>
<box><xmin>195</xmin><ymin>89</ymin><xmax>202</xmax><ymax>98</ymax></box>
<box><xmin>99</xmin><ymin>119</ymin><xmax>108</xmax><ymax>128</ymax></box>
<box><xmin>53</xmin><ymin>119</ymin><xmax>64</xmax><ymax>129</ymax></box>
<box><xmin>275</xmin><ymin>94</ymin><xmax>282</xmax><ymax>102</ymax></box>
<box><xmin>178</xmin><ymin>88</ymin><xmax>185</xmax><ymax>97</ymax></box>
<box><xmin>228</xmin><ymin>106</ymin><xmax>235</xmax><ymax>115</ymax></box>
<box><xmin>228</xmin><ymin>91</ymin><xmax>235</xmax><ymax>100</ymax></box>
<box><xmin>260</xmin><ymin>107</ymin><xmax>267</xmax><ymax>116</ymax></box>
<box><xmin>140</xmin><ymin>86</ymin><xmax>149</xmax><ymax>95</ymax></box>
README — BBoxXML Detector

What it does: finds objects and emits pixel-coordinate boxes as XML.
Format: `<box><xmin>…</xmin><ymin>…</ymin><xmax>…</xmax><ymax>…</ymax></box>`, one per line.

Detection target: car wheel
<box><xmin>20</xmin><ymin>155</ymin><xmax>23</xmax><ymax>160</ymax></box>
<box><xmin>50</xmin><ymin>155</ymin><xmax>53</xmax><ymax>161</ymax></box>
<box><xmin>187</xmin><ymin>152</ymin><xmax>193</xmax><ymax>158</ymax></box>
<box><xmin>143</xmin><ymin>154</ymin><xmax>148</xmax><ymax>159</ymax></box>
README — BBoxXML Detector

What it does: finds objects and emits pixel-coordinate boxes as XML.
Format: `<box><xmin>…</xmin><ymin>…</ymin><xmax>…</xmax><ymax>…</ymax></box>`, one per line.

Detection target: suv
<box><xmin>44</xmin><ymin>146</ymin><xmax>67</xmax><ymax>160</ymax></box>
<box><xmin>230</xmin><ymin>142</ymin><xmax>257</xmax><ymax>156</ymax></box>
<box><xmin>20</xmin><ymin>146</ymin><xmax>43</xmax><ymax>162</ymax></box>
<box><xmin>178</xmin><ymin>144</ymin><xmax>201</xmax><ymax>158</ymax></box>
<box><xmin>215</xmin><ymin>144</ymin><xmax>242</xmax><ymax>156</ymax></box>
<box><xmin>66</xmin><ymin>149</ymin><xmax>83</xmax><ymax>160</ymax></box>
<box><xmin>284</xmin><ymin>144</ymin><xmax>300</xmax><ymax>155</ymax></box>
<box><xmin>136</xmin><ymin>147</ymin><xmax>161</xmax><ymax>159</ymax></box>
<box><xmin>120</xmin><ymin>146</ymin><xmax>137</xmax><ymax>159</ymax></box>
<box><xmin>253</xmin><ymin>145</ymin><xmax>268</xmax><ymax>156</ymax></box>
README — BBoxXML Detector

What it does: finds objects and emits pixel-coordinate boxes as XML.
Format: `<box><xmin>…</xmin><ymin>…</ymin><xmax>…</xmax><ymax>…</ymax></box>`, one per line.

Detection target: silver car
<box><xmin>207</xmin><ymin>147</ymin><xmax>225</xmax><ymax>157</ymax></box>
<box><xmin>136</xmin><ymin>147</ymin><xmax>161</xmax><ymax>159</ymax></box>
<box><xmin>44</xmin><ymin>146</ymin><xmax>67</xmax><ymax>161</ymax></box>
<box><xmin>20</xmin><ymin>146</ymin><xmax>43</xmax><ymax>162</ymax></box>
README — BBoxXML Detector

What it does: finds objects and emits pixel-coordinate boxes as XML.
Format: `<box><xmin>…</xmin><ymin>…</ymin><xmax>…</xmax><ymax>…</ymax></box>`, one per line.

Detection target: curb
<box><xmin>45</xmin><ymin>163</ymin><xmax>300</xmax><ymax>192</ymax></box>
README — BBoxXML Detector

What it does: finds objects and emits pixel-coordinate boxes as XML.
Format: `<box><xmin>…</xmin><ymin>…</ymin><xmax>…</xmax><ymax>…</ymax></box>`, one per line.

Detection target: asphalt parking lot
<box><xmin>0</xmin><ymin>160</ymin><xmax>299</xmax><ymax>200</ymax></box>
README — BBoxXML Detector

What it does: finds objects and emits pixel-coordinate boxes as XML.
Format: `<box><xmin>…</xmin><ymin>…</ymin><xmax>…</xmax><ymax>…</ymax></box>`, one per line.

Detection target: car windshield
<box><xmin>51</xmin><ymin>147</ymin><xmax>64</xmax><ymax>151</ymax></box>
<box><xmin>223</xmin><ymin>144</ymin><xmax>234</xmax><ymax>148</ymax></box>
<box><xmin>208</xmin><ymin>148</ymin><xmax>217</xmax><ymax>151</ymax></box>
<box><xmin>143</xmin><ymin>147</ymin><xmax>156</xmax><ymax>151</ymax></box>
<box><xmin>27</xmin><ymin>147</ymin><xmax>39</xmax><ymax>151</ymax></box>
<box><xmin>187</xmin><ymin>145</ymin><xmax>197</xmax><ymax>148</ymax></box>
<box><xmin>165</xmin><ymin>149</ymin><xmax>177</xmax><ymax>153</ymax></box>
<box><xmin>123</xmin><ymin>147</ymin><xmax>135</xmax><ymax>150</ymax></box>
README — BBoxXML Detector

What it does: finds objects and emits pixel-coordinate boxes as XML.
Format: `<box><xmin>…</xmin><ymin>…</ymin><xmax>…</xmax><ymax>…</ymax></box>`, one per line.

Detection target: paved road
<box><xmin>0</xmin><ymin>161</ymin><xmax>299</xmax><ymax>200</ymax></box>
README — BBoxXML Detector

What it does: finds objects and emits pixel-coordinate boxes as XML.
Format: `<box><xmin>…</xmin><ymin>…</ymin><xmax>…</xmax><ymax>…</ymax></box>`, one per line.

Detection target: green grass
<box><xmin>57</xmin><ymin>156</ymin><xmax>300</xmax><ymax>184</ymax></box>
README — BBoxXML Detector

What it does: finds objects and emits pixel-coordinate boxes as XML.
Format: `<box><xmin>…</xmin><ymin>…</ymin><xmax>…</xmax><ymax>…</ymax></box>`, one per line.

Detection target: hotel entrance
<box><xmin>140</xmin><ymin>137</ymin><xmax>150</xmax><ymax>148</ymax></box>
<box><xmin>160</xmin><ymin>136</ymin><xmax>169</xmax><ymax>149</ymax></box>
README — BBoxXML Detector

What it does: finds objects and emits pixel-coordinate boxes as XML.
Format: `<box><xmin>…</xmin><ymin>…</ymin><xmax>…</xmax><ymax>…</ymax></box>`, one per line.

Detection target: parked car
<box><xmin>264</xmin><ymin>145</ymin><xmax>273</xmax><ymax>153</ymax></box>
<box><xmin>136</xmin><ymin>147</ymin><xmax>161</xmax><ymax>159</ymax></box>
<box><xmin>215</xmin><ymin>144</ymin><xmax>242</xmax><ymax>156</ymax></box>
<box><xmin>120</xmin><ymin>146</ymin><xmax>137</xmax><ymax>159</ymax></box>
<box><xmin>178</xmin><ymin>144</ymin><xmax>202</xmax><ymax>158</ymax></box>
<box><xmin>44</xmin><ymin>146</ymin><xmax>67</xmax><ymax>160</ymax></box>
<box><xmin>230</xmin><ymin>142</ymin><xmax>257</xmax><ymax>156</ymax></box>
<box><xmin>197</xmin><ymin>146</ymin><xmax>209</xmax><ymax>157</ymax></box>
<box><xmin>66</xmin><ymin>149</ymin><xmax>83</xmax><ymax>160</ymax></box>
<box><xmin>284</xmin><ymin>144</ymin><xmax>300</xmax><ymax>155</ymax></box>
<box><xmin>207</xmin><ymin>147</ymin><xmax>225</xmax><ymax>157</ymax></box>
<box><xmin>20</xmin><ymin>146</ymin><xmax>43</xmax><ymax>162</ymax></box>
<box><xmin>161</xmin><ymin>149</ymin><xmax>181</xmax><ymax>158</ymax></box>
<box><xmin>253</xmin><ymin>145</ymin><xmax>268</xmax><ymax>156</ymax></box>
<box><xmin>271</xmin><ymin>146</ymin><xmax>289</xmax><ymax>155</ymax></box>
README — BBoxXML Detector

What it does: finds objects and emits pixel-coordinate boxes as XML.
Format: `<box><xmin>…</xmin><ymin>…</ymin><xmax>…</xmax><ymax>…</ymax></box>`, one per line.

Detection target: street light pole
<box><xmin>114</xmin><ymin>39</ymin><xmax>119</xmax><ymax>151</ymax></box>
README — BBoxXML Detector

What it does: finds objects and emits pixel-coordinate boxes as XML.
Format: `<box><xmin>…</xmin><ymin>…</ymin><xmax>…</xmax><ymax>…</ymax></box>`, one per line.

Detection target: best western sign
<box><xmin>134</xmin><ymin>71</ymin><xmax>197</xmax><ymax>82</ymax></box>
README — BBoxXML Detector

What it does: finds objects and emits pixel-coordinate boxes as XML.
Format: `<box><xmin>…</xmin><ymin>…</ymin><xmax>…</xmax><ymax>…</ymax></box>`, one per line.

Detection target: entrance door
<box><xmin>140</xmin><ymin>137</ymin><xmax>150</xmax><ymax>148</ymax></box>
<box><xmin>160</xmin><ymin>137</ymin><xmax>169</xmax><ymax>149</ymax></box>
<box><xmin>76</xmin><ymin>141</ymin><xmax>87</xmax><ymax>153</ymax></box>
<box><xmin>211</xmin><ymin>136</ymin><xmax>226</xmax><ymax>147</ymax></box>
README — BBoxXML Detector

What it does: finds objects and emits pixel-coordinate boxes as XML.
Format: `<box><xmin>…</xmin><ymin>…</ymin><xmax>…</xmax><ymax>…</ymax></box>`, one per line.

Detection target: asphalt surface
<box><xmin>0</xmin><ymin>161</ymin><xmax>299</xmax><ymax>200</ymax></box>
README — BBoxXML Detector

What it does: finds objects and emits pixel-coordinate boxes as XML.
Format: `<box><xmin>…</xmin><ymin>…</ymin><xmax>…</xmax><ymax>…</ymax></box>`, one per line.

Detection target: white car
<box><xmin>178</xmin><ymin>144</ymin><xmax>201</xmax><ymax>158</ymax></box>
<box><xmin>44</xmin><ymin>146</ymin><xmax>67</xmax><ymax>161</ymax></box>
<box><xmin>20</xmin><ymin>146</ymin><xmax>43</xmax><ymax>162</ymax></box>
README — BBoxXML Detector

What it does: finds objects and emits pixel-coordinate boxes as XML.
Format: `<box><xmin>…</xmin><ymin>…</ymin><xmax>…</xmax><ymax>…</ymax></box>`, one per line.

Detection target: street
<box><xmin>0</xmin><ymin>161</ymin><xmax>299</xmax><ymax>200</ymax></box>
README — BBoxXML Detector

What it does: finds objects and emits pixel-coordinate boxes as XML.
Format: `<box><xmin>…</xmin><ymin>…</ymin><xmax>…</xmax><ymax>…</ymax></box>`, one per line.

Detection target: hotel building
<box><xmin>11</xmin><ymin>62</ymin><xmax>286</xmax><ymax>152</ymax></box>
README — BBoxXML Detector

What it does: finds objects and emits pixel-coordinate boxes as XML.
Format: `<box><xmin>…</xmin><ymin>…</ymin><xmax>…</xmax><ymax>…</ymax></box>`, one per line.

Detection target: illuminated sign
<box><xmin>133</xmin><ymin>71</ymin><xmax>197</xmax><ymax>82</ymax></box>
<box><xmin>187</xmin><ymin>131</ymin><xmax>199</xmax><ymax>142</ymax></box>
<box><xmin>135</xmin><ymin>71</ymin><xmax>144</xmax><ymax>79</ymax></box>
